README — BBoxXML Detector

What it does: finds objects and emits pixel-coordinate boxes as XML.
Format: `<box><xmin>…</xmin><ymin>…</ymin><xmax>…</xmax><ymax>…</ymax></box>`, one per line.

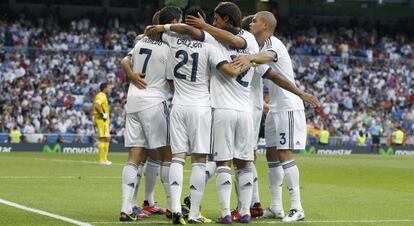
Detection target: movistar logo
<box><xmin>300</xmin><ymin>146</ymin><xmax>316</xmax><ymax>155</ymax></box>
<box><xmin>378</xmin><ymin>147</ymin><xmax>394</xmax><ymax>155</ymax></box>
<box><xmin>42</xmin><ymin>144</ymin><xmax>61</xmax><ymax>153</ymax></box>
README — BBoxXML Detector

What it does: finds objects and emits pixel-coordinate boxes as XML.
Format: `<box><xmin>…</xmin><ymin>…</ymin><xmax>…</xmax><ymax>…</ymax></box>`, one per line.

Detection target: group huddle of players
<box><xmin>118</xmin><ymin>2</ymin><xmax>320</xmax><ymax>224</ymax></box>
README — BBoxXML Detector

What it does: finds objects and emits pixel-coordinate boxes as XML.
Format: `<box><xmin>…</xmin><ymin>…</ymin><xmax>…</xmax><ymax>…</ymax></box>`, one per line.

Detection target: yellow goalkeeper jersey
<box><xmin>93</xmin><ymin>92</ymin><xmax>109</xmax><ymax>120</ymax></box>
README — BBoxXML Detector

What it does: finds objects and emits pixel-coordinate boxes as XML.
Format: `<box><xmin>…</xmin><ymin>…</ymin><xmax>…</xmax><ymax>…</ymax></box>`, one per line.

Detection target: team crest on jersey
<box><xmin>296</xmin><ymin>141</ymin><xmax>301</xmax><ymax>146</ymax></box>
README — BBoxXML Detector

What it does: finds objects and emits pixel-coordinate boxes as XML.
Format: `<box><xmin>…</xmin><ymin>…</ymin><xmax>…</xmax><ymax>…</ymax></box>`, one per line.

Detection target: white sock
<box><xmin>205</xmin><ymin>161</ymin><xmax>216</xmax><ymax>184</ymax></box>
<box><xmin>169</xmin><ymin>157</ymin><xmax>184</xmax><ymax>213</ymax></box>
<box><xmin>268</xmin><ymin>161</ymin><xmax>284</xmax><ymax>212</ymax></box>
<box><xmin>234</xmin><ymin>167</ymin><xmax>241</xmax><ymax>211</ymax></box>
<box><xmin>216</xmin><ymin>166</ymin><xmax>232</xmax><ymax>217</ymax></box>
<box><xmin>121</xmin><ymin>162</ymin><xmax>142</xmax><ymax>213</ymax></box>
<box><xmin>160</xmin><ymin>162</ymin><xmax>171</xmax><ymax>210</ymax></box>
<box><xmin>238</xmin><ymin>167</ymin><xmax>253</xmax><ymax>216</ymax></box>
<box><xmin>132</xmin><ymin>163</ymin><xmax>144</xmax><ymax>208</ymax></box>
<box><xmin>144</xmin><ymin>159</ymin><xmax>160</xmax><ymax>206</ymax></box>
<box><xmin>251</xmin><ymin>163</ymin><xmax>260</xmax><ymax>206</ymax></box>
<box><xmin>189</xmin><ymin>162</ymin><xmax>206</xmax><ymax>219</ymax></box>
<box><xmin>283</xmin><ymin>159</ymin><xmax>303</xmax><ymax>211</ymax></box>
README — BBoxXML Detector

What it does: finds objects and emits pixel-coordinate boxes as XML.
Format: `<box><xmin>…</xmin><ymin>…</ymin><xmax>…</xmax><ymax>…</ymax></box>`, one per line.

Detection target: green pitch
<box><xmin>0</xmin><ymin>152</ymin><xmax>413</xmax><ymax>226</ymax></box>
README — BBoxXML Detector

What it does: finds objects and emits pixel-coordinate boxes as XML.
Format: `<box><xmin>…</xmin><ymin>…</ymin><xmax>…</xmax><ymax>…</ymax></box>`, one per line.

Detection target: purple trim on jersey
<box><xmin>199</xmin><ymin>29</ymin><xmax>205</xmax><ymax>42</ymax></box>
<box><xmin>262</xmin><ymin>67</ymin><xmax>272</xmax><ymax>79</ymax></box>
<box><xmin>216</xmin><ymin>60</ymin><xmax>229</xmax><ymax>70</ymax></box>
<box><xmin>160</xmin><ymin>32</ymin><xmax>164</xmax><ymax>42</ymax></box>
<box><xmin>237</xmin><ymin>36</ymin><xmax>247</xmax><ymax>49</ymax></box>
<box><xmin>267</xmin><ymin>50</ymin><xmax>278</xmax><ymax>62</ymax></box>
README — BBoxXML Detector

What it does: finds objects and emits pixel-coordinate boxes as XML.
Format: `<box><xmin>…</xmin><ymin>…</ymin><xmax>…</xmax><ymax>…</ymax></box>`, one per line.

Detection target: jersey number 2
<box><xmin>174</xmin><ymin>50</ymin><xmax>199</xmax><ymax>82</ymax></box>
<box><xmin>231</xmin><ymin>55</ymin><xmax>250</xmax><ymax>87</ymax></box>
<box><xmin>139</xmin><ymin>48</ymin><xmax>152</xmax><ymax>74</ymax></box>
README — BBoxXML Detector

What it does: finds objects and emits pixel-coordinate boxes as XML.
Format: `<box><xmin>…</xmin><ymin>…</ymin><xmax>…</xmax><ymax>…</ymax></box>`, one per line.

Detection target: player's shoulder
<box><xmin>265</xmin><ymin>36</ymin><xmax>285</xmax><ymax>49</ymax></box>
<box><xmin>135</xmin><ymin>36</ymin><xmax>166</xmax><ymax>48</ymax></box>
<box><xmin>238</xmin><ymin>29</ymin><xmax>258</xmax><ymax>51</ymax></box>
<box><xmin>238</xmin><ymin>29</ymin><xmax>256</xmax><ymax>42</ymax></box>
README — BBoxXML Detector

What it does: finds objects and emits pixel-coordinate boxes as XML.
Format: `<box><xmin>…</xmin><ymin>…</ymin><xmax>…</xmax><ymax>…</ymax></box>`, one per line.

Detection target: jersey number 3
<box><xmin>174</xmin><ymin>50</ymin><xmax>199</xmax><ymax>82</ymax></box>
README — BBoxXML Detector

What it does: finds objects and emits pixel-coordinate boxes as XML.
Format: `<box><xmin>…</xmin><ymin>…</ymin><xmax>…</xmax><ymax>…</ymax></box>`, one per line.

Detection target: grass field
<box><xmin>0</xmin><ymin>152</ymin><xmax>414</xmax><ymax>226</ymax></box>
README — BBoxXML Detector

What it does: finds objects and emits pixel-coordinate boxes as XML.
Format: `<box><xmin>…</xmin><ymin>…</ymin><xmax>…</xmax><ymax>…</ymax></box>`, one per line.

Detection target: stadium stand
<box><xmin>0</xmin><ymin>10</ymin><xmax>413</xmax><ymax>145</ymax></box>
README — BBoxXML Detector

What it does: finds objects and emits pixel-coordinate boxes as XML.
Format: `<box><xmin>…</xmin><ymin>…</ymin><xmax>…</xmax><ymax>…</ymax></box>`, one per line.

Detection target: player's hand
<box><xmin>231</xmin><ymin>55</ymin><xmax>253</xmax><ymax>69</ymax></box>
<box><xmin>135</xmin><ymin>34</ymin><xmax>145</xmax><ymax>41</ymax></box>
<box><xmin>102</xmin><ymin>113</ymin><xmax>108</xmax><ymax>121</ymax></box>
<box><xmin>299</xmin><ymin>92</ymin><xmax>320</xmax><ymax>108</ymax></box>
<box><xmin>145</xmin><ymin>25</ymin><xmax>164</xmax><ymax>36</ymax></box>
<box><xmin>186</xmin><ymin>13</ymin><xmax>207</xmax><ymax>29</ymax></box>
<box><xmin>263</xmin><ymin>103</ymin><xmax>270</xmax><ymax>115</ymax></box>
<box><xmin>129</xmin><ymin>72</ymin><xmax>147</xmax><ymax>89</ymax></box>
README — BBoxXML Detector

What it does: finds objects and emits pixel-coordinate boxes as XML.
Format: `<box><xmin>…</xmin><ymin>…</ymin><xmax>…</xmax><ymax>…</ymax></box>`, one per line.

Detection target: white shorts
<box><xmin>265</xmin><ymin>110</ymin><xmax>307</xmax><ymax>150</ymax></box>
<box><xmin>212</xmin><ymin>109</ymin><xmax>254</xmax><ymax>161</ymax></box>
<box><xmin>252</xmin><ymin>108</ymin><xmax>263</xmax><ymax>150</ymax></box>
<box><xmin>170</xmin><ymin>105</ymin><xmax>211</xmax><ymax>155</ymax></box>
<box><xmin>124</xmin><ymin>101</ymin><xmax>169</xmax><ymax>149</ymax></box>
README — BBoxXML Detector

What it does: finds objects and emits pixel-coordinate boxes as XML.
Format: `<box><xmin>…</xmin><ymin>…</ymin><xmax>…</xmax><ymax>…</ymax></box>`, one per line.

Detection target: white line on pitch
<box><xmin>0</xmin><ymin>176</ymin><xmax>121</xmax><ymax>179</ymax></box>
<box><xmin>90</xmin><ymin>219</ymin><xmax>414</xmax><ymax>224</ymax></box>
<box><xmin>32</xmin><ymin>157</ymin><xmax>125</xmax><ymax>166</ymax></box>
<box><xmin>0</xmin><ymin>198</ymin><xmax>92</xmax><ymax>226</ymax></box>
<box><xmin>3</xmin><ymin>156</ymin><xmax>190</xmax><ymax>172</ymax></box>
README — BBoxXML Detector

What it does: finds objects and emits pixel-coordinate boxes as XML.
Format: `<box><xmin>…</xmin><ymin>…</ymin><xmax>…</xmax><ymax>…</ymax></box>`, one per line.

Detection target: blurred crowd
<box><xmin>0</xmin><ymin>11</ymin><xmax>413</xmax><ymax>145</ymax></box>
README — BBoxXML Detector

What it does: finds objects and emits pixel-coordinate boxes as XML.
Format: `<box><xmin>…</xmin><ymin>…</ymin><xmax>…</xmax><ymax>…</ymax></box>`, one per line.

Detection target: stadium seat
<box><xmin>0</xmin><ymin>134</ymin><xmax>9</xmax><ymax>143</ymax></box>
<box><xmin>47</xmin><ymin>134</ymin><xmax>59</xmax><ymax>143</ymax></box>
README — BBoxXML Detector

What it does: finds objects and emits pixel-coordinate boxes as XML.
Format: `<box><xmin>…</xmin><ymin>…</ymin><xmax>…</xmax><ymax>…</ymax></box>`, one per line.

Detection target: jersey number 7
<box><xmin>139</xmin><ymin>48</ymin><xmax>152</xmax><ymax>74</ymax></box>
<box><xmin>174</xmin><ymin>50</ymin><xmax>199</xmax><ymax>82</ymax></box>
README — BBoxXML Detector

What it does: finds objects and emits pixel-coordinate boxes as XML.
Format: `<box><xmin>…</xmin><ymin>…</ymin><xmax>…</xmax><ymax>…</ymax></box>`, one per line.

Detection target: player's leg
<box><xmin>169</xmin><ymin>105</ymin><xmax>188</xmax><ymax>224</ymax></box>
<box><xmin>141</xmin><ymin>102</ymin><xmax>170</xmax><ymax>214</ymax></box>
<box><xmin>280</xmin><ymin>110</ymin><xmax>306</xmax><ymax>222</ymax></box>
<box><xmin>250</xmin><ymin>152</ymin><xmax>263</xmax><ymax>217</ymax></box>
<box><xmin>186</xmin><ymin>106</ymin><xmax>212</xmax><ymax>223</ymax></box>
<box><xmin>263</xmin><ymin>112</ymin><xmax>285</xmax><ymax>218</ymax></box>
<box><xmin>121</xmin><ymin>113</ymin><xmax>145</xmax><ymax>220</ymax></box>
<box><xmin>250</xmin><ymin>109</ymin><xmax>264</xmax><ymax>217</ymax></box>
<box><xmin>96</xmin><ymin>120</ymin><xmax>110</xmax><ymax>165</ymax></box>
<box><xmin>142</xmin><ymin>150</ymin><xmax>165</xmax><ymax>214</ymax></box>
<box><xmin>160</xmin><ymin>146</ymin><xmax>173</xmax><ymax>218</ymax></box>
<box><xmin>102</xmin><ymin>121</ymin><xmax>111</xmax><ymax>163</ymax></box>
<box><xmin>187</xmin><ymin>154</ymin><xmax>208</xmax><ymax>223</ymax></box>
<box><xmin>213</xmin><ymin>109</ymin><xmax>236</xmax><ymax>224</ymax></box>
<box><xmin>233</xmin><ymin>111</ymin><xmax>255</xmax><ymax>223</ymax></box>
<box><xmin>120</xmin><ymin>147</ymin><xmax>146</xmax><ymax>221</ymax></box>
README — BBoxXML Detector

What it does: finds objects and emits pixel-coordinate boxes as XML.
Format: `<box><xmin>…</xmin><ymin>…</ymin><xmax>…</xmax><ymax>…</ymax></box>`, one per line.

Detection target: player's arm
<box><xmin>186</xmin><ymin>14</ymin><xmax>246</xmax><ymax>49</ymax></box>
<box><xmin>262</xmin><ymin>68</ymin><xmax>320</xmax><ymax>108</ymax></box>
<box><xmin>231</xmin><ymin>51</ymin><xmax>277</xmax><ymax>68</ymax></box>
<box><xmin>94</xmin><ymin>99</ymin><xmax>108</xmax><ymax>121</ymax></box>
<box><xmin>217</xmin><ymin>61</ymin><xmax>252</xmax><ymax>77</ymax></box>
<box><xmin>120</xmin><ymin>55</ymin><xmax>147</xmax><ymax>89</ymax></box>
<box><xmin>145</xmin><ymin>24</ymin><xmax>204</xmax><ymax>41</ymax></box>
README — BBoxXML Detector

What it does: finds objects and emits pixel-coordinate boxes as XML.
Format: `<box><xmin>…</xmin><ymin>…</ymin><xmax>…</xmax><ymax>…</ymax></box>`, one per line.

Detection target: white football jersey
<box><xmin>262</xmin><ymin>36</ymin><xmax>304</xmax><ymax>112</ymax></box>
<box><xmin>251</xmin><ymin>64</ymin><xmax>271</xmax><ymax>110</ymax></box>
<box><xmin>205</xmin><ymin>30</ymin><xmax>259</xmax><ymax>112</ymax></box>
<box><xmin>162</xmin><ymin>31</ymin><xmax>228</xmax><ymax>107</ymax></box>
<box><xmin>125</xmin><ymin>37</ymin><xmax>170</xmax><ymax>113</ymax></box>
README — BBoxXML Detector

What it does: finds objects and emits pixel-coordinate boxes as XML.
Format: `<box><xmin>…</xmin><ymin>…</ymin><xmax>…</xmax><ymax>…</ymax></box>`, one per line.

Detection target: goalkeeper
<box><xmin>93</xmin><ymin>82</ymin><xmax>111</xmax><ymax>165</ymax></box>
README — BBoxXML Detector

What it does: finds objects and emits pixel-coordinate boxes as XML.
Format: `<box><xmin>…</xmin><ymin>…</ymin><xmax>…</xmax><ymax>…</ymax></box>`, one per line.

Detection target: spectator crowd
<box><xmin>0</xmin><ymin>10</ymin><xmax>413</xmax><ymax>145</ymax></box>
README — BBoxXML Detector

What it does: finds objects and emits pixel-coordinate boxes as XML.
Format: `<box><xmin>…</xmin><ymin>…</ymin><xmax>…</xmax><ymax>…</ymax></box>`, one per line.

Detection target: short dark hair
<box><xmin>241</xmin><ymin>15</ymin><xmax>254</xmax><ymax>31</ymax></box>
<box><xmin>158</xmin><ymin>6</ymin><xmax>182</xmax><ymax>25</ymax></box>
<box><xmin>214</xmin><ymin>2</ymin><xmax>242</xmax><ymax>27</ymax></box>
<box><xmin>152</xmin><ymin>10</ymin><xmax>160</xmax><ymax>25</ymax></box>
<box><xmin>185</xmin><ymin>6</ymin><xmax>206</xmax><ymax>20</ymax></box>
<box><xmin>100</xmin><ymin>83</ymin><xmax>108</xmax><ymax>92</ymax></box>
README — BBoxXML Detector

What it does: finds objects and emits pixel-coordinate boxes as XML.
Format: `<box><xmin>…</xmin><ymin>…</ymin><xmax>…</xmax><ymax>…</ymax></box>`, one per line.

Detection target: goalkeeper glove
<box><xmin>102</xmin><ymin>113</ymin><xmax>108</xmax><ymax>121</ymax></box>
